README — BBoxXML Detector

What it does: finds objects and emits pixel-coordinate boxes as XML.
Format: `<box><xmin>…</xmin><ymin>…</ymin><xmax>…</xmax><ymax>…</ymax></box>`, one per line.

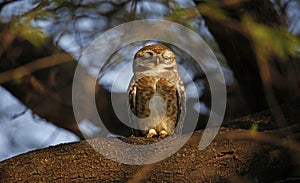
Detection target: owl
<box><xmin>127</xmin><ymin>44</ymin><xmax>186</xmax><ymax>138</ymax></box>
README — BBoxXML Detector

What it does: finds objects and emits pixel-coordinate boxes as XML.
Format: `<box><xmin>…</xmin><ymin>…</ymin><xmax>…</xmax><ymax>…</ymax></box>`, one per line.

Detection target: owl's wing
<box><xmin>175</xmin><ymin>79</ymin><xmax>186</xmax><ymax>134</ymax></box>
<box><xmin>128</xmin><ymin>78</ymin><xmax>146</xmax><ymax>136</ymax></box>
<box><xmin>128</xmin><ymin>79</ymin><xmax>137</xmax><ymax>136</ymax></box>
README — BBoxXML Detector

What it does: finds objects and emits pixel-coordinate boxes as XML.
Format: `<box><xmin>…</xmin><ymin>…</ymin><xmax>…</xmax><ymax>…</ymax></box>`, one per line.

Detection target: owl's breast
<box><xmin>134</xmin><ymin>75</ymin><xmax>178</xmax><ymax>118</ymax></box>
<box><xmin>134</xmin><ymin>76</ymin><xmax>157</xmax><ymax>117</ymax></box>
<box><xmin>148</xmin><ymin>93</ymin><xmax>166</xmax><ymax>123</ymax></box>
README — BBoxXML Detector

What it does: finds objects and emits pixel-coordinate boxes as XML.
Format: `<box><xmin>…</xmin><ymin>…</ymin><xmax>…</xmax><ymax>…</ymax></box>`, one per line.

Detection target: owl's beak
<box><xmin>155</xmin><ymin>57</ymin><xmax>160</xmax><ymax>65</ymax></box>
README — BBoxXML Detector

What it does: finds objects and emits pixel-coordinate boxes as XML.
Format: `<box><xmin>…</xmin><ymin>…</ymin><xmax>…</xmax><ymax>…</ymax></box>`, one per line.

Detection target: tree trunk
<box><xmin>195</xmin><ymin>0</ymin><xmax>283</xmax><ymax>113</ymax></box>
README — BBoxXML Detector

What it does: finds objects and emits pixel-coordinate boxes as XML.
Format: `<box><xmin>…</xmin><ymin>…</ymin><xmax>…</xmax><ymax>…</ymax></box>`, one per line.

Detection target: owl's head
<box><xmin>133</xmin><ymin>44</ymin><xmax>177</xmax><ymax>73</ymax></box>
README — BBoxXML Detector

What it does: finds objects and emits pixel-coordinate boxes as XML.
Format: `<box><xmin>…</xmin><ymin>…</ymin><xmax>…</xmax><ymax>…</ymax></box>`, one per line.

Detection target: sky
<box><xmin>0</xmin><ymin>87</ymin><xmax>79</xmax><ymax>161</ymax></box>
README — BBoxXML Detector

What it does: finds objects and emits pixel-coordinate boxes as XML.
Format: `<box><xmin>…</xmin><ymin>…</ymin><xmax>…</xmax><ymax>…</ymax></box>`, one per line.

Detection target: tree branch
<box><xmin>0</xmin><ymin>102</ymin><xmax>299</xmax><ymax>182</ymax></box>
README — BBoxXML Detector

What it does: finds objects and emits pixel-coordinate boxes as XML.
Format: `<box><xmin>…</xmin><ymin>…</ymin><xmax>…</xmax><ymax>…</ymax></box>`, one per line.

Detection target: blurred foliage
<box><xmin>12</xmin><ymin>22</ymin><xmax>48</xmax><ymax>47</ymax></box>
<box><xmin>243</xmin><ymin>15</ymin><xmax>300</xmax><ymax>61</ymax></box>
<box><xmin>196</xmin><ymin>0</ymin><xmax>300</xmax><ymax>62</ymax></box>
<box><xmin>197</xmin><ymin>1</ymin><xmax>227</xmax><ymax>21</ymax></box>
<box><xmin>1</xmin><ymin>0</ymin><xmax>298</xmax><ymax>65</ymax></box>
<box><xmin>0</xmin><ymin>0</ymin><xmax>300</xmax><ymax>120</ymax></box>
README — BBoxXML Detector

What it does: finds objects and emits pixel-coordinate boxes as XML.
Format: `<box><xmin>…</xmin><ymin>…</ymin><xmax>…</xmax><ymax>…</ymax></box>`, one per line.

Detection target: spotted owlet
<box><xmin>128</xmin><ymin>44</ymin><xmax>186</xmax><ymax>138</ymax></box>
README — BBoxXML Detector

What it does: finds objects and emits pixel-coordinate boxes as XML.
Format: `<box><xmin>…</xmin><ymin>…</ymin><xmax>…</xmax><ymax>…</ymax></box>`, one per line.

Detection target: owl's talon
<box><xmin>147</xmin><ymin>129</ymin><xmax>158</xmax><ymax>138</ymax></box>
<box><xmin>159</xmin><ymin>130</ymin><xmax>168</xmax><ymax>138</ymax></box>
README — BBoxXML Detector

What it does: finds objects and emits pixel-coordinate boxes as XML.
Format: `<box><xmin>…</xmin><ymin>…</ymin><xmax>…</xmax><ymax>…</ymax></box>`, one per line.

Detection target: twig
<box><xmin>0</xmin><ymin>53</ymin><xmax>74</xmax><ymax>84</ymax></box>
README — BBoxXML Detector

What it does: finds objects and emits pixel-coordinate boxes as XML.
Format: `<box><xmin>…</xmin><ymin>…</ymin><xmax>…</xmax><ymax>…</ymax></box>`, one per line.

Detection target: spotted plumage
<box><xmin>128</xmin><ymin>44</ymin><xmax>186</xmax><ymax>137</ymax></box>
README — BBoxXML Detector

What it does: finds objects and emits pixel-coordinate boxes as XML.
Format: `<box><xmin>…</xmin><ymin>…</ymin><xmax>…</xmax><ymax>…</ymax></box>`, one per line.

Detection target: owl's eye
<box><xmin>162</xmin><ymin>51</ymin><xmax>173</xmax><ymax>59</ymax></box>
<box><xmin>141</xmin><ymin>51</ymin><xmax>153</xmax><ymax>60</ymax></box>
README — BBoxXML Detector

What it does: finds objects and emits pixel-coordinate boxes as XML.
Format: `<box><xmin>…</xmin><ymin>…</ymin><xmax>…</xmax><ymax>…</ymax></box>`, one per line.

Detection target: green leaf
<box><xmin>13</xmin><ymin>22</ymin><xmax>48</xmax><ymax>48</ymax></box>
<box><xmin>242</xmin><ymin>15</ymin><xmax>300</xmax><ymax>61</ymax></box>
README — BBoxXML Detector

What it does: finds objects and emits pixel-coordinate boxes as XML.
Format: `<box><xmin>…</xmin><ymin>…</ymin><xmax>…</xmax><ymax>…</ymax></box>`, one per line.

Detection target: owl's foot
<box><xmin>147</xmin><ymin>129</ymin><xmax>158</xmax><ymax>138</ymax></box>
<box><xmin>159</xmin><ymin>130</ymin><xmax>168</xmax><ymax>138</ymax></box>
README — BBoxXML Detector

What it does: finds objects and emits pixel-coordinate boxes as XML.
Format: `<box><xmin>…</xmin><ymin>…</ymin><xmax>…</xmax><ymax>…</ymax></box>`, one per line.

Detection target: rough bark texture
<box><xmin>0</xmin><ymin>102</ymin><xmax>299</xmax><ymax>182</ymax></box>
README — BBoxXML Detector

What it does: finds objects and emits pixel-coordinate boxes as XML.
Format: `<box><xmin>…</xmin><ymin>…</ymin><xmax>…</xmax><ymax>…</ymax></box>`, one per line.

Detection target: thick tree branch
<box><xmin>0</xmin><ymin>102</ymin><xmax>299</xmax><ymax>182</ymax></box>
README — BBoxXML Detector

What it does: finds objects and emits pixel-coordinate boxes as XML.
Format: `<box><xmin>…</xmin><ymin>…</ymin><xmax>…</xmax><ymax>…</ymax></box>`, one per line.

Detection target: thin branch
<box><xmin>55</xmin><ymin>14</ymin><xmax>75</xmax><ymax>47</ymax></box>
<box><xmin>0</xmin><ymin>53</ymin><xmax>74</xmax><ymax>84</ymax></box>
<box><xmin>21</xmin><ymin>0</ymin><xmax>50</xmax><ymax>23</ymax></box>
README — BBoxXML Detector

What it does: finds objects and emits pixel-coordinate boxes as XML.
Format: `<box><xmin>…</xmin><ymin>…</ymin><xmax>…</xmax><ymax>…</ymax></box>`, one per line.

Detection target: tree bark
<box><xmin>1</xmin><ymin>102</ymin><xmax>299</xmax><ymax>182</ymax></box>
